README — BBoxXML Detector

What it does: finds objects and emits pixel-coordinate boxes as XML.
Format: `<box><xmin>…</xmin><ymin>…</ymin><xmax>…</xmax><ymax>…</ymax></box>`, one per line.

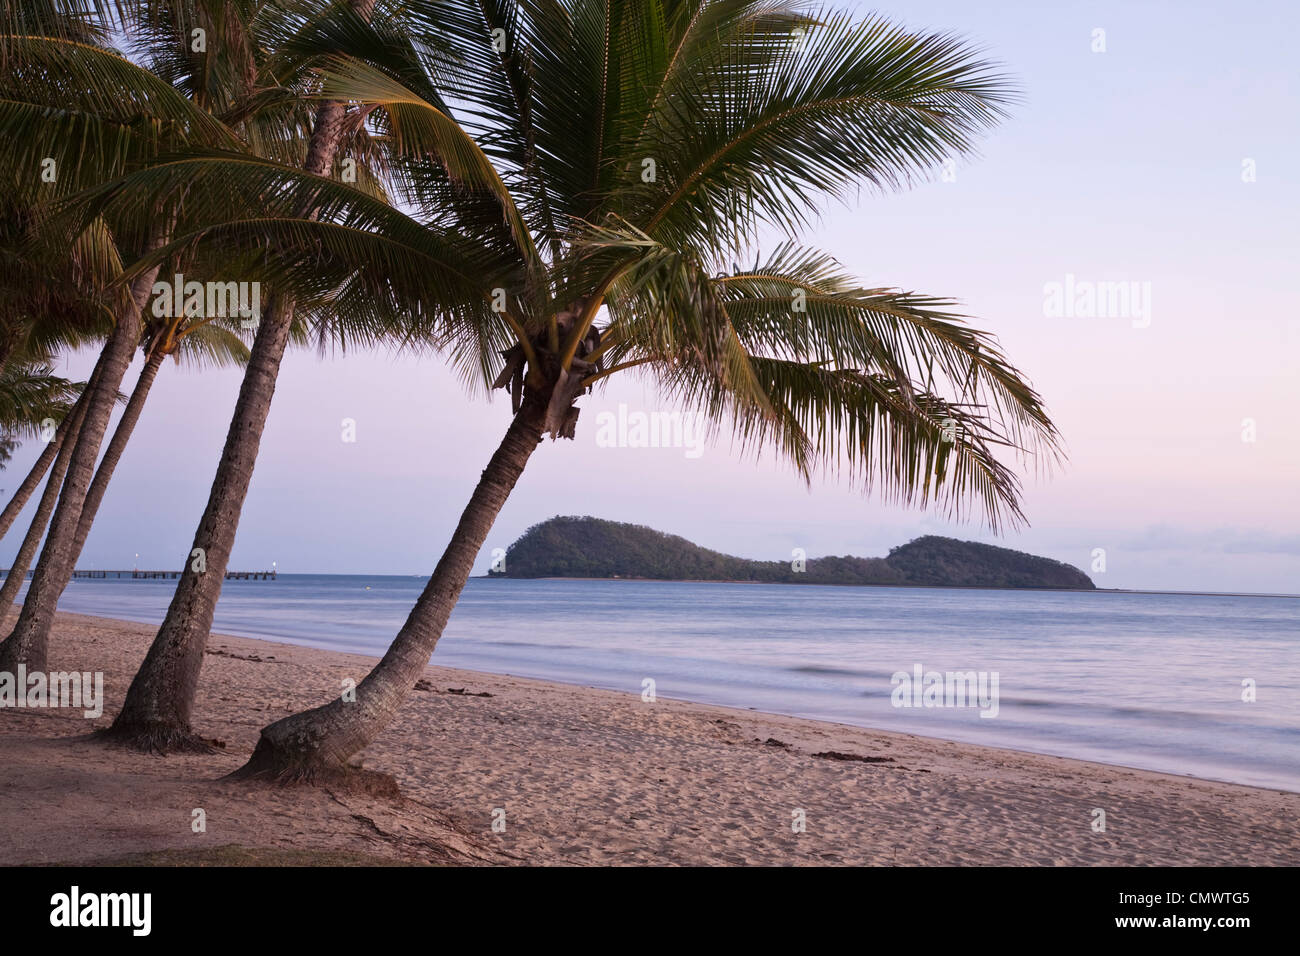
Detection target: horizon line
<box><xmin>106</xmin><ymin>570</ymin><xmax>1298</xmax><ymax>600</ymax></box>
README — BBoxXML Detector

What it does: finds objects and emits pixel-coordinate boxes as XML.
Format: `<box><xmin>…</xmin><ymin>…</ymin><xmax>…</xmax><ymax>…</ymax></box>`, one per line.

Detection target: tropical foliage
<box><xmin>496</xmin><ymin>516</ymin><xmax>1093</xmax><ymax>588</ymax></box>
<box><xmin>2</xmin><ymin>0</ymin><xmax>1062</xmax><ymax>777</ymax></box>
<box><xmin>116</xmin><ymin>2</ymin><xmax>1058</xmax><ymax>532</ymax></box>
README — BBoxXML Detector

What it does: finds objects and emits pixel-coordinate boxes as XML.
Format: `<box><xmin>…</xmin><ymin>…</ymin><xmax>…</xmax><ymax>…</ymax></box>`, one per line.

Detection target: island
<box><xmin>488</xmin><ymin>516</ymin><xmax>1096</xmax><ymax>590</ymax></box>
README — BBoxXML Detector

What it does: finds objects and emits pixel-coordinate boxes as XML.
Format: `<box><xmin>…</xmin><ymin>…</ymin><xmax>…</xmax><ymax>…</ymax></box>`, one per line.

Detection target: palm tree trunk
<box><xmin>0</xmin><ymin>405</ymin><xmax>76</xmax><ymax>542</ymax></box>
<box><xmin>231</xmin><ymin>399</ymin><xmax>546</xmax><ymax>781</ymax></box>
<box><xmin>0</xmin><ymin>255</ymin><xmax>162</xmax><ymax>675</ymax></box>
<box><xmin>0</xmin><ymin>438</ymin><xmax>59</xmax><ymax>543</ymax></box>
<box><xmin>0</xmin><ymin>386</ymin><xmax>91</xmax><ymax>622</ymax></box>
<box><xmin>108</xmin><ymin>82</ymin><xmax>360</xmax><ymax>751</ymax></box>
<box><xmin>0</xmin><ymin>361</ymin><xmax>103</xmax><ymax>542</ymax></box>
<box><xmin>105</xmin><ymin>301</ymin><xmax>296</xmax><ymax>749</ymax></box>
<box><xmin>68</xmin><ymin>347</ymin><xmax>166</xmax><ymax>563</ymax></box>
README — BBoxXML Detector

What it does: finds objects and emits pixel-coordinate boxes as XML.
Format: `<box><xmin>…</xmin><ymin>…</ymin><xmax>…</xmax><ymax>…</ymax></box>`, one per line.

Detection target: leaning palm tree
<box><xmin>106</xmin><ymin>0</ymin><xmax>1061</xmax><ymax>774</ymax></box>
<box><xmin>0</xmin><ymin>364</ymin><xmax>99</xmax><ymax>622</ymax></box>
<box><xmin>0</xmin><ymin>192</ymin><xmax>124</xmax><ymax>540</ymax></box>
<box><xmin>0</xmin><ymin>0</ymin><xmax>395</xmax><ymax>673</ymax></box>
<box><xmin>0</xmin><ymin>352</ymin><xmax>96</xmax><ymax>618</ymax></box>
<box><xmin>0</xmin><ymin>309</ymin><xmax>250</xmax><ymax>618</ymax></box>
<box><xmin>0</xmin><ymin>2</ymin><xmax>242</xmax><ymax>673</ymax></box>
<box><xmin>99</xmin><ymin>0</ymin><xmax>485</xmax><ymax>749</ymax></box>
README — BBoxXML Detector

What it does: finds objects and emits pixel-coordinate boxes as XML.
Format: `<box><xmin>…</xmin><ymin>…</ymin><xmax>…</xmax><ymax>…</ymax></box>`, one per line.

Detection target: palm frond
<box><xmin>0</xmin><ymin>33</ymin><xmax>239</xmax><ymax>199</ymax></box>
<box><xmin>621</xmin><ymin>8</ymin><xmax>1013</xmax><ymax>252</ymax></box>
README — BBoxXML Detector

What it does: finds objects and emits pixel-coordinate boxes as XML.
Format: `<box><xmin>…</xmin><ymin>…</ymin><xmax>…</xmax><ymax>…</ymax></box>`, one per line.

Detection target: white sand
<box><xmin>1</xmin><ymin>610</ymin><xmax>1296</xmax><ymax>866</ymax></box>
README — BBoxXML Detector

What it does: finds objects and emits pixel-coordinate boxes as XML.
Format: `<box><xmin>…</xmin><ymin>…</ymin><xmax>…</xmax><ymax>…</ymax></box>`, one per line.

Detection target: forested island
<box><xmin>490</xmin><ymin>516</ymin><xmax>1095</xmax><ymax>590</ymax></box>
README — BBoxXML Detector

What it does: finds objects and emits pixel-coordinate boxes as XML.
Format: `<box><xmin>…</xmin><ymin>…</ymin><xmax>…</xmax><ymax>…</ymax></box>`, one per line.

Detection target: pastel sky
<box><xmin>4</xmin><ymin>0</ymin><xmax>1297</xmax><ymax>592</ymax></box>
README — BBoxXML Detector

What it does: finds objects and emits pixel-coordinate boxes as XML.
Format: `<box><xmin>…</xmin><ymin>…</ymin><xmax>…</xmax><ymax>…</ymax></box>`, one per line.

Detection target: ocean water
<box><xmin>34</xmin><ymin>574</ymin><xmax>1300</xmax><ymax>792</ymax></box>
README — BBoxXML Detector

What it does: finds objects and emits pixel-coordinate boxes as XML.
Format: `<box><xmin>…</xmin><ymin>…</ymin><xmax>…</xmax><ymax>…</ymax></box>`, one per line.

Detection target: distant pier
<box><xmin>1</xmin><ymin>568</ymin><xmax>277</xmax><ymax>581</ymax></box>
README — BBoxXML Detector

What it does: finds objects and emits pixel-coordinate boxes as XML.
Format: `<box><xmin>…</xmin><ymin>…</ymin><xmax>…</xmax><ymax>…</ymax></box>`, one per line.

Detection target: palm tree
<box><xmin>0</xmin><ymin>195</ymin><xmax>123</xmax><ymax>540</ymax></box>
<box><xmin>0</xmin><ymin>363</ymin><xmax>99</xmax><ymax>621</ymax></box>
<box><xmin>61</xmin><ymin>305</ymin><xmax>253</xmax><ymax>586</ymax></box>
<box><xmin>0</xmin><ymin>4</ymin><xmax>239</xmax><ymax>673</ymax></box>
<box><xmin>105</xmin><ymin>0</ymin><xmax>496</xmax><ymax>750</ymax></box>
<box><xmin>0</xmin><ymin>192</ymin><xmax>246</xmax><ymax>563</ymax></box>
<box><xmin>0</xmin><ymin>0</ymin><xmax>392</xmax><ymax>673</ymax></box>
<box><xmin>0</xmin><ymin>382</ymin><xmax>86</xmax><ymax>543</ymax></box>
<box><xmin>0</xmin><ymin>425</ymin><xmax>66</xmax><ymax>539</ymax></box>
<box><xmin>0</xmin><ymin>357</ymin><xmax>80</xmax><ymax>439</ymax></box>
<box><xmin>107</xmin><ymin>0</ymin><xmax>1062</xmax><ymax>774</ymax></box>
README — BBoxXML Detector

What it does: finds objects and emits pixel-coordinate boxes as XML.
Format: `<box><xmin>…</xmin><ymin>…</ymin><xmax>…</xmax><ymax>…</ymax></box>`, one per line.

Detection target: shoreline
<box><xmin>2</xmin><ymin>609</ymin><xmax>1297</xmax><ymax>865</ymax></box>
<box><xmin>29</xmin><ymin>603</ymin><xmax>1296</xmax><ymax>794</ymax></box>
<box><xmin>486</xmin><ymin>575</ymin><xmax>1300</xmax><ymax>600</ymax></box>
<box><xmin>41</xmin><ymin>570</ymin><xmax>1300</xmax><ymax>599</ymax></box>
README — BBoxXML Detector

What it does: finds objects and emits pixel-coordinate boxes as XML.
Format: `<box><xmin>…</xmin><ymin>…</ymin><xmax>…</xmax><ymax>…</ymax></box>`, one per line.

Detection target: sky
<box><xmin>3</xmin><ymin>0</ymin><xmax>1298</xmax><ymax>592</ymax></box>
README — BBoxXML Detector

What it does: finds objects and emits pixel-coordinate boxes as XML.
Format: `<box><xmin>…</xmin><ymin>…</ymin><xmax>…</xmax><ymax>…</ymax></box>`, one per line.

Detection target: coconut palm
<box><xmin>0</xmin><ymin>363</ymin><xmax>99</xmax><ymax>621</ymax></box>
<box><xmin>0</xmin><ymin>1</ymin><xmax>243</xmax><ymax>673</ymax></box>
<box><xmin>0</xmin><ymin>190</ymin><xmax>244</xmax><ymax>552</ymax></box>
<box><xmin>101</xmin><ymin>0</ymin><xmax>1061</xmax><ymax>773</ymax></box>
<box><xmin>0</xmin><ymin>0</ymin><xmax>398</xmax><ymax>673</ymax></box>
<box><xmin>102</xmin><ymin>0</ymin><xmax>504</xmax><ymax>750</ymax></box>
<box><xmin>0</xmin><ymin>429</ymin><xmax>65</xmax><ymax>538</ymax></box>
<box><xmin>0</xmin><ymin>309</ymin><xmax>251</xmax><ymax>619</ymax></box>
<box><xmin>66</xmin><ymin>301</ymin><xmax>254</xmax><ymax>570</ymax></box>
<box><xmin>0</xmin><ymin>190</ymin><xmax>126</xmax><ymax>540</ymax></box>
<box><xmin>0</xmin><ymin>210</ymin><xmax>130</xmax><ymax>546</ymax></box>
<box><xmin>0</xmin><ymin>350</ymin><xmax>101</xmax><ymax>619</ymax></box>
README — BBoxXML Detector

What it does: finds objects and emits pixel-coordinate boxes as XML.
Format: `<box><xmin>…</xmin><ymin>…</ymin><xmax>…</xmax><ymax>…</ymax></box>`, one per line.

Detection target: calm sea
<box><xmin>34</xmin><ymin>574</ymin><xmax>1300</xmax><ymax>792</ymax></box>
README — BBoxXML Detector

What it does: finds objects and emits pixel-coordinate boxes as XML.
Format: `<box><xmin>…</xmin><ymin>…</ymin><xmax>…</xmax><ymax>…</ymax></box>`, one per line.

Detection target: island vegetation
<box><xmin>491</xmin><ymin>516</ymin><xmax>1095</xmax><ymax>590</ymax></box>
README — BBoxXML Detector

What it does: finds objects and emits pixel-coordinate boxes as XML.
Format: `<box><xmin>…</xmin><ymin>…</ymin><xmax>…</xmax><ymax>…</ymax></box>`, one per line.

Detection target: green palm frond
<box><xmin>17</xmin><ymin>0</ymin><xmax>1058</xmax><ymax>532</ymax></box>
<box><xmin>85</xmin><ymin>153</ymin><xmax>524</xmax><ymax>389</ymax></box>
<box><xmin>0</xmin><ymin>32</ymin><xmax>240</xmax><ymax>199</ymax></box>
<box><xmin>169</xmin><ymin>320</ymin><xmax>252</xmax><ymax>368</ymax></box>
<box><xmin>0</xmin><ymin>362</ymin><xmax>82</xmax><ymax>439</ymax></box>
<box><xmin>710</xmin><ymin>243</ymin><xmax>1059</xmax><ymax>463</ymax></box>
<box><xmin>0</xmin><ymin>195</ymin><xmax>123</xmax><ymax>362</ymax></box>
<box><xmin>0</xmin><ymin>0</ymin><xmax>110</xmax><ymax>59</ymax></box>
<box><xmin>580</xmin><ymin>231</ymin><xmax>1058</xmax><ymax>529</ymax></box>
<box><xmin>657</xmin><ymin>352</ymin><xmax>1031</xmax><ymax>530</ymax></box>
<box><xmin>623</xmin><ymin>9</ymin><xmax>1011</xmax><ymax>251</ymax></box>
<box><xmin>312</xmin><ymin>53</ymin><xmax>540</xmax><ymax>269</ymax></box>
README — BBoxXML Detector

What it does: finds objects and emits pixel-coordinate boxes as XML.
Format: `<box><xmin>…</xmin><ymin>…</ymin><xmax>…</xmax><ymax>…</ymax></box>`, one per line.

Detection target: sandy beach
<box><xmin>1</xmin><ymin>610</ymin><xmax>1296</xmax><ymax>866</ymax></box>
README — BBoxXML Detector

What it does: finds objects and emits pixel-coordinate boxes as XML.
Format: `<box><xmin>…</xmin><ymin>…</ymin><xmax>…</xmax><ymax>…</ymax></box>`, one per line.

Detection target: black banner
<box><xmin>4</xmin><ymin>865</ymin><xmax>1284</xmax><ymax>942</ymax></box>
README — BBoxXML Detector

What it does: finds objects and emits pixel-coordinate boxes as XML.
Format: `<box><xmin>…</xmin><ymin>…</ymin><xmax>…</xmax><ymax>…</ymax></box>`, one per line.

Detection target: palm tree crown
<box><xmin>110</xmin><ymin>0</ymin><xmax>1058</xmax><ymax>531</ymax></box>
